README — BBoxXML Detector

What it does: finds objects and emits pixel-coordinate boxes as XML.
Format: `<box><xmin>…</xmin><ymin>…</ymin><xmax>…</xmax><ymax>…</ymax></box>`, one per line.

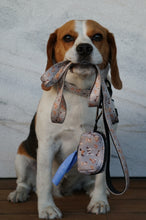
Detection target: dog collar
<box><xmin>64</xmin><ymin>81</ymin><xmax>90</xmax><ymax>97</ymax></box>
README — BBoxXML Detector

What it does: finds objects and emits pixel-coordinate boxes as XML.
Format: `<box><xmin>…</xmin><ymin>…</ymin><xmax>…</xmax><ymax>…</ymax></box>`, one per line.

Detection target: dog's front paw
<box><xmin>87</xmin><ymin>198</ymin><xmax>110</xmax><ymax>214</ymax></box>
<box><xmin>39</xmin><ymin>205</ymin><xmax>62</xmax><ymax>219</ymax></box>
<box><xmin>8</xmin><ymin>187</ymin><xmax>30</xmax><ymax>203</ymax></box>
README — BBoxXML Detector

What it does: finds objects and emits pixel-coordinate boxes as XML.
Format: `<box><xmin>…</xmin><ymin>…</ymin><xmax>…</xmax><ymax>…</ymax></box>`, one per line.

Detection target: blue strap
<box><xmin>52</xmin><ymin>151</ymin><xmax>77</xmax><ymax>186</ymax></box>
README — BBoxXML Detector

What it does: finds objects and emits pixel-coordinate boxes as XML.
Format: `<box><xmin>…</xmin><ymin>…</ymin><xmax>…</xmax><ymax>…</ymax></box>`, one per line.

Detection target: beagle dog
<box><xmin>8</xmin><ymin>20</ymin><xmax>122</xmax><ymax>219</ymax></box>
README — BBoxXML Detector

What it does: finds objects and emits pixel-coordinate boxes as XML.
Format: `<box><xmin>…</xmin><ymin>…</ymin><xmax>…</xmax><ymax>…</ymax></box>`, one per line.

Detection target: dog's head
<box><xmin>46</xmin><ymin>20</ymin><xmax>122</xmax><ymax>89</ymax></box>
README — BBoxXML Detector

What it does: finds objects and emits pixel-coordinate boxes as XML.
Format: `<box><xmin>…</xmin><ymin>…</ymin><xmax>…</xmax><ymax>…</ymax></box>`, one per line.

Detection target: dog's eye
<box><xmin>63</xmin><ymin>35</ymin><xmax>74</xmax><ymax>42</ymax></box>
<box><xmin>92</xmin><ymin>33</ymin><xmax>103</xmax><ymax>42</ymax></box>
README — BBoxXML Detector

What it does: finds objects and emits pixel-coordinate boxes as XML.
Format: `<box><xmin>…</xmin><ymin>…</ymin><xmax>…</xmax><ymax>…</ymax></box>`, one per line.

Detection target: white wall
<box><xmin>0</xmin><ymin>0</ymin><xmax>146</xmax><ymax>177</ymax></box>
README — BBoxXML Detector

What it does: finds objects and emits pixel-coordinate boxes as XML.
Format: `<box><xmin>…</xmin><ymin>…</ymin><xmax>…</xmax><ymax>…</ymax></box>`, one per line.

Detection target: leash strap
<box><xmin>97</xmin><ymin>66</ymin><xmax>129</xmax><ymax>195</ymax></box>
<box><xmin>41</xmin><ymin>61</ymin><xmax>72</xmax><ymax>123</ymax></box>
<box><xmin>88</xmin><ymin>73</ymin><xmax>101</xmax><ymax>107</ymax></box>
<box><xmin>51</xmin><ymin>73</ymin><xmax>67</xmax><ymax>123</ymax></box>
<box><xmin>41</xmin><ymin>61</ymin><xmax>71</xmax><ymax>88</ymax></box>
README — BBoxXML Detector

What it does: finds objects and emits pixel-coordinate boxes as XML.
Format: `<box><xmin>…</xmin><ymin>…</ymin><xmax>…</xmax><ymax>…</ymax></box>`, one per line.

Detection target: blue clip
<box><xmin>52</xmin><ymin>150</ymin><xmax>77</xmax><ymax>186</ymax></box>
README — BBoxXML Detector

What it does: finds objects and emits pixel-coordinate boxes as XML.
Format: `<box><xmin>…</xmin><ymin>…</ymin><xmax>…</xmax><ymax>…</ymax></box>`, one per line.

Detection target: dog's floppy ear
<box><xmin>45</xmin><ymin>30</ymin><xmax>57</xmax><ymax>71</ymax></box>
<box><xmin>108</xmin><ymin>32</ymin><xmax>122</xmax><ymax>90</ymax></box>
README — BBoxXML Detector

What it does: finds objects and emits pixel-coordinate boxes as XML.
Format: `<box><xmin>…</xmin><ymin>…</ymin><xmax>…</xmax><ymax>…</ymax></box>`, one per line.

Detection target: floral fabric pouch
<box><xmin>77</xmin><ymin>132</ymin><xmax>106</xmax><ymax>175</ymax></box>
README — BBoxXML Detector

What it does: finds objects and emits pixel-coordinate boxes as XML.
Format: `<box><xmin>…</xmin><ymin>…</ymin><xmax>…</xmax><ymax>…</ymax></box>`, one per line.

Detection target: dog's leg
<box><xmin>36</xmin><ymin>90</ymin><xmax>62</xmax><ymax>219</ymax></box>
<box><xmin>37</xmin><ymin>140</ymin><xmax>62</xmax><ymax>219</ymax></box>
<box><xmin>8</xmin><ymin>154</ymin><xmax>36</xmax><ymax>203</ymax></box>
<box><xmin>87</xmin><ymin>171</ymin><xmax>110</xmax><ymax>214</ymax></box>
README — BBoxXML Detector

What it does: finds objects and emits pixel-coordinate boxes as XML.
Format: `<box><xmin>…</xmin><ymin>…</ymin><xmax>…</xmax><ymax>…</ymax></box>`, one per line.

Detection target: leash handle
<box><xmin>41</xmin><ymin>61</ymin><xmax>72</xmax><ymax>123</ymax></box>
<box><xmin>100</xmin><ymin>74</ymin><xmax>129</xmax><ymax>195</ymax></box>
<box><xmin>103</xmin><ymin>112</ymin><xmax>127</xmax><ymax>195</ymax></box>
<box><xmin>41</xmin><ymin>61</ymin><xmax>71</xmax><ymax>88</ymax></box>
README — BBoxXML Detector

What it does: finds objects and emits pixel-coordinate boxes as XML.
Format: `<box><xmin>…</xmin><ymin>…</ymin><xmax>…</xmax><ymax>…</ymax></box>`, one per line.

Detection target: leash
<box><xmin>41</xmin><ymin>61</ymin><xmax>129</xmax><ymax>195</ymax></box>
<box><xmin>92</xmin><ymin>66</ymin><xmax>129</xmax><ymax>195</ymax></box>
<box><xmin>100</xmin><ymin>69</ymin><xmax>129</xmax><ymax>195</ymax></box>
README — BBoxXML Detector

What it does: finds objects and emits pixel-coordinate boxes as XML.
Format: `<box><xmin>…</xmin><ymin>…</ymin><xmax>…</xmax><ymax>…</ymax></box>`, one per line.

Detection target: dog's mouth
<box><xmin>69</xmin><ymin>62</ymin><xmax>96</xmax><ymax>77</ymax></box>
<box><xmin>70</xmin><ymin>63</ymin><xmax>93</xmax><ymax>69</ymax></box>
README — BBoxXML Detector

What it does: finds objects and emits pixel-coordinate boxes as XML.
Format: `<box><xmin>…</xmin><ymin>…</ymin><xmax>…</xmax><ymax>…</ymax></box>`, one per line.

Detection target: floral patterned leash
<box><xmin>41</xmin><ymin>61</ymin><xmax>129</xmax><ymax>195</ymax></box>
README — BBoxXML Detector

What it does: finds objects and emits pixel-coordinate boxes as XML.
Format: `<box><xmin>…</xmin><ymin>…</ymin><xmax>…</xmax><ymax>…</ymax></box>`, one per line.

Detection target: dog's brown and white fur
<box><xmin>8</xmin><ymin>20</ymin><xmax>122</xmax><ymax>219</ymax></box>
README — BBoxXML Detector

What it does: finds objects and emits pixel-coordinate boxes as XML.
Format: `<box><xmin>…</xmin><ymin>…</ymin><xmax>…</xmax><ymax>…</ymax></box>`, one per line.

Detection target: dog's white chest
<box><xmin>36</xmin><ymin>88</ymin><xmax>98</xmax><ymax>162</ymax></box>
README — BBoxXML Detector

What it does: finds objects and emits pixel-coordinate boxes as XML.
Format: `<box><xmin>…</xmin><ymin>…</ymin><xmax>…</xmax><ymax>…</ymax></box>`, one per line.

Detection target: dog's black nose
<box><xmin>76</xmin><ymin>43</ymin><xmax>93</xmax><ymax>56</ymax></box>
